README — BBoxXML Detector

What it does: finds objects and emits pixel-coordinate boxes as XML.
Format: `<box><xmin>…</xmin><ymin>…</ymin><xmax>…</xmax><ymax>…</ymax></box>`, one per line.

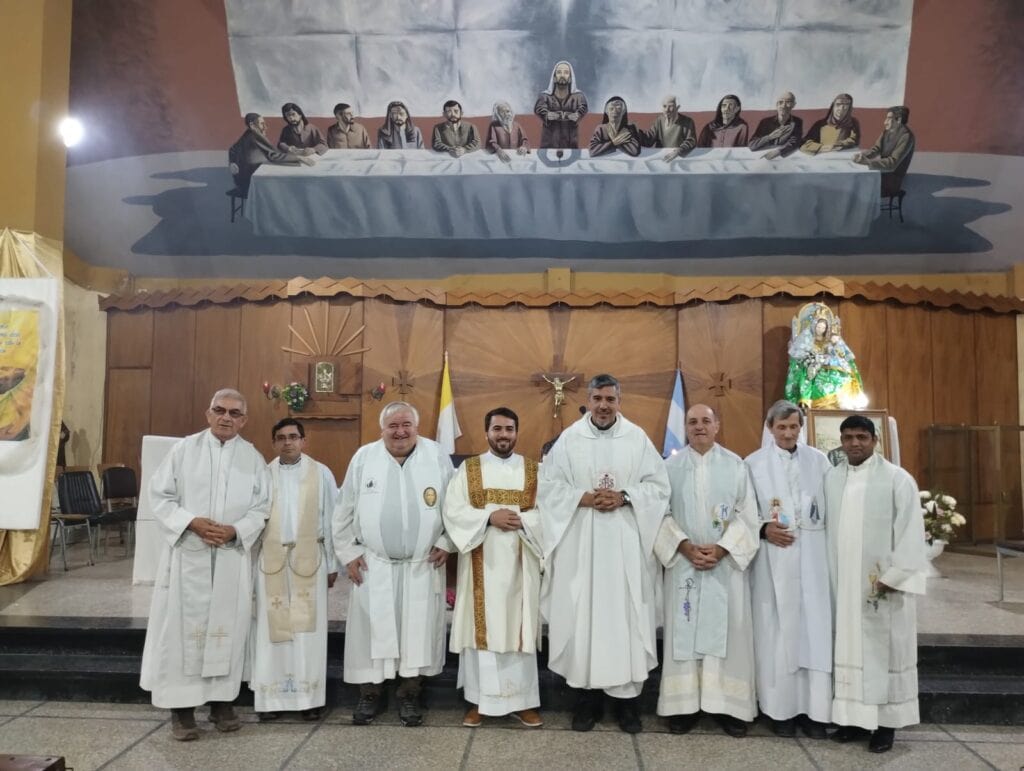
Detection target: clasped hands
<box><xmin>678</xmin><ymin>539</ymin><xmax>727</xmax><ymax>571</ymax></box>
<box><xmin>579</xmin><ymin>489</ymin><xmax>625</xmax><ymax>512</ymax></box>
<box><xmin>345</xmin><ymin>546</ymin><xmax>449</xmax><ymax>587</ymax></box>
<box><xmin>187</xmin><ymin>517</ymin><xmax>236</xmax><ymax>547</ymax></box>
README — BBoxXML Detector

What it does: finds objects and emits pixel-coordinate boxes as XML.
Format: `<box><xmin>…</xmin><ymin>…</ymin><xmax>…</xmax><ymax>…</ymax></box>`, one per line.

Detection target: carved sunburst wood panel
<box><xmin>445</xmin><ymin>305</ymin><xmax>677</xmax><ymax>458</ymax></box>
<box><xmin>679</xmin><ymin>300</ymin><xmax>764</xmax><ymax>457</ymax></box>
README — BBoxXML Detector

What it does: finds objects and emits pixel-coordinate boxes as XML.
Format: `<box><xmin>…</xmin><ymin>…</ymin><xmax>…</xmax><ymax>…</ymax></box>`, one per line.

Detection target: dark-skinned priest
<box><xmin>822</xmin><ymin>414</ymin><xmax>926</xmax><ymax>754</ymax></box>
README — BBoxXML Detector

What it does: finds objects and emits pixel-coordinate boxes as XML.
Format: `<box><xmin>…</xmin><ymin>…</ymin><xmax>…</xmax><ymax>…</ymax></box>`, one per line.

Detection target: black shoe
<box><xmin>798</xmin><ymin>716</ymin><xmax>828</xmax><ymax>740</ymax></box>
<box><xmin>352</xmin><ymin>691</ymin><xmax>385</xmax><ymax>725</ymax></box>
<box><xmin>398</xmin><ymin>692</ymin><xmax>423</xmax><ymax>727</ymax></box>
<box><xmin>713</xmin><ymin>713</ymin><xmax>748</xmax><ymax>738</ymax></box>
<box><xmin>770</xmin><ymin>718</ymin><xmax>796</xmax><ymax>738</ymax></box>
<box><xmin>615</xmin><ymin>697</ymin><xmax>642</xmax><ymax>734</ymax></box>
<box><xmin>256</xmin><ymin>711</ymin><xmax>281</xmax><ymax>722</ymax></box>
<box><xmin>301</xmin><ymin>707</ymin><xmax>323</xmax><ymax>721</ymax></box>
<box><xmin>668</xmin><ymin>713</ymin><xmax>700</xmax><ymax>735</ymax></box>
<box><xmin>869</xmin><ymin>727</ymin><xmax>895</xmax><ymax>753</ymax></box>
<box><xmin>830</xmin><ymin>725</ymin><xmax>869</xmax><ymax>743</ymax></box>
<box><xmin>571</xmin><ymin>691</ymin><xmax>603</xmax><ymax>732</ymax></box>
<box><xmin>209</xmin><ymin>702</ymin><xmax>241</xmax><ymax>732</ymax></box>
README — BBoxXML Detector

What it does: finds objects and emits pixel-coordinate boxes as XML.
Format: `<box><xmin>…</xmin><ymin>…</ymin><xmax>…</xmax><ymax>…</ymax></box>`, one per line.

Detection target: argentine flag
<box><xmin>436</xmin><ymin>351</ymin><xmax>462</xmax><ymax>454</ymax></box>
<box><xmin>663</xmin><ymin>369</ymin><xmax>686</xmax><ymax>457</ymax></box>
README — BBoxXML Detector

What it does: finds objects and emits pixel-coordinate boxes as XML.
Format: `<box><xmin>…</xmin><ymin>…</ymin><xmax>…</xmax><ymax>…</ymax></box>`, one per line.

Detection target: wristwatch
<box><xmin>620</xmin><ymin>490</ymin><xmax>632</xmax><ymax>507</ymax></box>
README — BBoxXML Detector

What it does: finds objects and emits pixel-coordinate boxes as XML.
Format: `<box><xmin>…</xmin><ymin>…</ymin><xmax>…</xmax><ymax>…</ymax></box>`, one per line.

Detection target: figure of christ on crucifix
<box><xmin>532</xmin><ymin>371</ymin><xmax>583</xmax><ymax>418</ymax></box>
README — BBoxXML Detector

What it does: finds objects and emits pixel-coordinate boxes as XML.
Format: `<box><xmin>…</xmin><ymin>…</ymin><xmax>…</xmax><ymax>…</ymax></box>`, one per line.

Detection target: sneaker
<box><xmin>615</xmin><ymin>697</ymin><xmax>642</xmax><ymax>734</ymax></box>
<box><xmin>713</xmin><ymin>713</ymin><xmax>747</xmax><ymax>738</ymax></box>
<box><xmin>512</xmin><ymin>709</ymin><xmax>543</xmax><ymax>728</ymax></box>
<box><xmin>462</xmin><ymin>705</ymin><xmax>482</xmax><ymax>727</ymax></box>
<box><xmin>668</xmin><ymin>713</ymin><xmax>700</xmax><ymax>735</ymax></box>
<box><xmin>869</xmin><ymin>727</ymin><xmax>895</xmax><ymax>753</ymax></box>
<box><xmin>171</xmin><ymin>708</ymin><xmax>199</xmax><ymax>741</ymax></box>
<box><xmin>209</xmin><ymin>702</ymin><xmax>241</xmax><ymax>733</ymax></box>
<box><xmin>352</xmin><ymin>691</ymin><xmax>385</xmax><ymax>726</ymax></box>
<box><xmin>398</xmin><ymin>693</ymin><xmax>423</xmax><ymax>727</ymax></box>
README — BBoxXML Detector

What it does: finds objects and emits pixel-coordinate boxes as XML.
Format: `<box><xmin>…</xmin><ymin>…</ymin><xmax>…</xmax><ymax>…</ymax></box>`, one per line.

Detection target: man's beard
<box><xmin>488</xmin><ymin>439</ymin><xmax>516</xmax><ymax>457</ymax></box>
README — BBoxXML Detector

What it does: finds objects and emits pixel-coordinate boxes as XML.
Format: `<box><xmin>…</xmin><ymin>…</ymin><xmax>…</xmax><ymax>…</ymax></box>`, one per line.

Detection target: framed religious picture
<box><xmin>806</xmin><ymin>409</ymin><xmax>891</xmax><ymax>465</ymax></box>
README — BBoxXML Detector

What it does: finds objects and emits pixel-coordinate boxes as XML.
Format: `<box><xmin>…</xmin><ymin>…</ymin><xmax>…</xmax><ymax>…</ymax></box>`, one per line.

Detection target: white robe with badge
<box><xmin>655</xmin><ymin>444</ymin><xmax>760</xmax><ymax>720</ymax></box>
<box><xmin>823</xmin><ymin>453</ymin><xmax>926</xmax><ymax>730</ymax></box>
<box><xmin>249</xmin><ymin>455</ymin><xmax>338</xmax><ymax>712</ymax></box>
<box><xmin>746</xmin><ymin>443</ymin><xmax>833</xmax><ymax>723</ymax></box>
<box><xmin>444</xmin><ymin>451</ymin><xmax>543</xmax><ymax>715</ymax></box>
<box><xmin>538</xmin><ymin>414</ymin><xmax>670</xmax><ymax>698</ymax></box>
<box><xmin>140</xmin><ymin>430</ymin><xmax>271</xmax><ymax>709</ymax></box>
<box><xmin>334</xmin><ymin>438</ymin><xmax>455</xmax><ymax>683</ymax></box>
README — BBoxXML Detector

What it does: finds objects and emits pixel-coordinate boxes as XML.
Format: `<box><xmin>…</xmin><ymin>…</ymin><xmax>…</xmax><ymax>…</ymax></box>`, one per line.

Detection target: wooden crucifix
<box><xmin>392</xmin><ymin>370</ymin><xmax>415</xmax><ymax>396</ymax></box>
<box><xmin>532</xmin><ymin>370</ymin><xmax>583</xmax><ymax>418</ymax></box>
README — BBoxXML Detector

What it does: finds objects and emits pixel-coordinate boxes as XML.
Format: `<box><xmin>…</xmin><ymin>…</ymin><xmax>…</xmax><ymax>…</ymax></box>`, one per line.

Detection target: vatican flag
<box><xmin>436</xmin><ymin>351</ymin><xmax>462</xmax><ymax>454</ymax></box>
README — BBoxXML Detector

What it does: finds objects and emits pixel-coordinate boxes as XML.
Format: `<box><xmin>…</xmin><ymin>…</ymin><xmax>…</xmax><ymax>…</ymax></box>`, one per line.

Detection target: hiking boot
<box><xmin>352</xmin><ymin>690</ymin><xmax>385</xmax><ymax>726</ymax></box>
<box><xmin>209</xmin><ymin>702</ymin><xmax>241</xmax><ymax>732</ymax></box>
<box><xmin>398</xmin><ymin>692</ymin><xmax>423</xmax><ymax>727</ymax></box>
<box><xmin>171</xmin><ymin>707</ymin><xmax>199</xmax><ymax>741</ymax></box>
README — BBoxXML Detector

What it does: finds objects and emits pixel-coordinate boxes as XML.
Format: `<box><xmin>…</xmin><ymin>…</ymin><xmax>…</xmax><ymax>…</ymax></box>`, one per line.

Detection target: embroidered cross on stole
<box><xmin>263</xmin><ymin>460</ymin><xmax>322</xmax><ymax>643</ymax></box>
<box><xmin>464</xmin><ymin>455</ymin><xmax>538</xmax><ymax>650</ymax></box>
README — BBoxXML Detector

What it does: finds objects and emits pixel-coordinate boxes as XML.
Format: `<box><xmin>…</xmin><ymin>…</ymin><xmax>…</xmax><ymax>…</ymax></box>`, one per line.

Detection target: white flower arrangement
<box><xmin>919</xmin><ymin>489</ymin><xmax>967</xmax><ymax>544</ymax></box>
<box><xmin>280</xmin><ymin>382</ymin><xmax>310</xmax><ymax>412</ymax></box>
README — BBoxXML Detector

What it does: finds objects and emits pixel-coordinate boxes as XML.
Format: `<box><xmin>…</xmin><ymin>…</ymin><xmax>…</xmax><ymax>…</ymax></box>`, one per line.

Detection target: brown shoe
<box><xmin>512</xmin><ymin>709</ymin><xmax>543</xmax><ymax>728</ymax></box>
<box><xmin>462</xmin><ymin>705</ymin><xmax>482</xmax><ymax>727</ymax></box>
<box><xmin>171</xmin><ymin>708</ymin><xmax>199</xmax><ymax>741</ymax></box>
<box><xmin>209</xmin><ymin>702</ymin><xmax>241</xmax><ymax>732</ymax></box>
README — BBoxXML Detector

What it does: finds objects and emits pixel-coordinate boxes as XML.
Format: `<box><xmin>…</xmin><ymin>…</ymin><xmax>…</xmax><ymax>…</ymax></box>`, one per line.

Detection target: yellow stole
<box><xmin>263</xmin><ymin>459</ymin><xmax>321</xmax><ymax>643</ymax></box>
<box><xmin>464</xmin><ymin>455</ymin><xmax>538</xmax><ymax>650</ymax></box>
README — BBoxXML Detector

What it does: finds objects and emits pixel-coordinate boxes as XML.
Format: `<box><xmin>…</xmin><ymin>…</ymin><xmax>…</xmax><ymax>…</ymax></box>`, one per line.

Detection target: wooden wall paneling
<box><xmin>103</xmin><ymin>368</ymin><xmax>151</xmax><ymax>474</ymax></box>
<box><xmin>974</xmin><ymin>313</ymin><xmax>1022</xmax><ymax>540</ymax></box>
<box><xmin>929</xmin><ymin>308</ymin><xmax>978</xmax><ymax>425</ymax></box>
<box><xmin>761</xmin><ymin>297</ymin><xmax>826</xmax><ymax>410</ymax></box>
<box><xmin>680</xmin><ymin>300</ymin><xmax>764</xmax><ymax>458</ymax></box>
<box><xmin>191</xmin><ymin>303</ymin><xmax>243</xmax><ymax>422</ymax></box>
<box><xmin>149</xmin><ymin>306</ymin><xmax>196</xmax><ymax>438</ymax></box>
<box><xmin>107</xmin><ymin>309</ymin><xmax>153</xmax><ymax>369</ymax></box>
<box><xmin>361</xmin><ymin>299</ymin><xmax>445</xmax><ymax>446</ymax></box>
<box><xmin>237</xmin><ymin>301</ymin><xmax>294</xmax><ymax>462</ymax></box>
<box><xmin>884</xmin><ymin>305</ymin><xmax>934</xmax><ymax>483</ymax></box>
<box><xmin>563</xmin><ymin>305</ymin><xmax>678</xmax><ymax>454</ymax></box>
<box><xmin>836</xmin><ymin>299</ymin><xmax>889</xmax><ymax>411</ymax></box>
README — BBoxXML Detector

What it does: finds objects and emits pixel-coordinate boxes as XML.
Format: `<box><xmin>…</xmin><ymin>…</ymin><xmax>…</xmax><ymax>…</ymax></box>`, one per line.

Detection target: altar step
<box><xmin>1</xmin><ymin>618</ymin><xmax>1022</xmax><ymax>724</ymax></box>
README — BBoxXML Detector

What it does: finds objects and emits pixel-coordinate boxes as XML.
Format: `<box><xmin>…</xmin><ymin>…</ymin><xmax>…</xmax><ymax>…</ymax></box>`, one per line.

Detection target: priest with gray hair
<box><xmin>140</xmin><ymin>388</ymin><xmax>271</xmax><ymax>741</ymax></box>
<box><xmin>745</xmin><ymin>400</ymin><xmax>832</xmax><ymax>739</ymax></box>
<box><xmin>333</xmin><ymin>401</ymin><xmax>456</xmax><ymax>727</ymax></box>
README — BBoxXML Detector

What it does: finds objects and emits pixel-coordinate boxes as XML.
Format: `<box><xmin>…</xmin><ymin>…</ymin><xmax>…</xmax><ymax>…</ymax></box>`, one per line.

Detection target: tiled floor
<box><xmin>2</xmin><ymin>543</ymin><xmax>1022</xmax><ymax>638</ymax></box>
<box><xmin>0</xmin><ymin>700</ymin><xmax>1020</xmax><ymax>771</ymax></box>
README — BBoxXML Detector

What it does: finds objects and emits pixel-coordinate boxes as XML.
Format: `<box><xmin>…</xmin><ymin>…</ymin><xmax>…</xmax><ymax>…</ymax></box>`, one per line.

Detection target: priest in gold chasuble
<box><xmin>444</xmin><ymin>407</ymin><xmax>544</xmax><ymax>728</ymax></box>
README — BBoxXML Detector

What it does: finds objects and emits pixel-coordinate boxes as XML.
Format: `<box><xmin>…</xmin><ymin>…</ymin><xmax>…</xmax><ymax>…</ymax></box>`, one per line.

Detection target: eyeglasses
<box><xmin>211</xmin><ymin>406</ymin><xmax>246</xmax><ymax>419</ymax></box>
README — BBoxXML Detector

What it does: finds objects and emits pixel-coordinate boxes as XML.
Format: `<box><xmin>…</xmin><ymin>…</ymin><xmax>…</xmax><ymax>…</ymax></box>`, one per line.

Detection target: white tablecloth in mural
<box><xmin>247</xmin><ymin>148</ymin><xmax>879</xmax><ymax>242</ymax></box>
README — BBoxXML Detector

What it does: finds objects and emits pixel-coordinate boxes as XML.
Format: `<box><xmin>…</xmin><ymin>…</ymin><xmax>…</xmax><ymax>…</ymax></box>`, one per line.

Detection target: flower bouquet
<box><xmin>280</xmin><ymin>382</ymin><xmax>310</xmax><ymax>412</ymax></box>
<box><xmin>919</xmin><ymin>490</ymin><xmax>966</xmax><ymax>545</ymax></box>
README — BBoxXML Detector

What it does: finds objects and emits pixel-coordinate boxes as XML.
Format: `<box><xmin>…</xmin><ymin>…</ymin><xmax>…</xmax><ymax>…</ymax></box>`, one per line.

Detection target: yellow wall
<box><xmin>0</xmin><ymin>0</ymin><xmax>71</xmax><ymax>239</ymax></box>
<box><xmin>63</xmin><ymin>278</ymin><xmax>107</xmax><ymax>466</ymax></box>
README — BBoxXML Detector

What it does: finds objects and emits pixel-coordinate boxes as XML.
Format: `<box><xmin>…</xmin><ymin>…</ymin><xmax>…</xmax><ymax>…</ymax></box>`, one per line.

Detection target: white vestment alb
<box><xmin>249</xmin><ymin>455</ymin><xmax>338</xmax><ymax>712</ymax></box>
<box><xmin>140</xmin><ymin>430</ymin><xmax>270</xmax><ymax>709</ymax></box>
<box><xmin>746</xmin><ymin>442</ymin><xmax>833</xmax><ymax>722</ymax></box>
<box><xmin>333</xmin><ymin>438</ymin><xmax>455</xmax><ymax>683</ymax></box>
<box><xmin>444</xmin><ymin>451</ymin><xmax>543</xmax><ymax>715</ymax></box>
<box><xmin>538</xmin><ymin>414</ymin><xmax>670</xmax><ymax>698</ymax></box>
<box><xmin>824</xmin><ymin>453</ymin><xmax>926</xmax><ymax>730</ymax></box>
<box><xmin>655</xmin><ymin>444</ymin><xmax>759</xmax><ymax>720</ymax></box>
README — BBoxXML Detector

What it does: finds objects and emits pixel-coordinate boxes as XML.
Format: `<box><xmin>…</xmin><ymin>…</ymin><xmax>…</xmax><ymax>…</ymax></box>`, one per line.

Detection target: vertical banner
<box><xmin>0</xmin><ymin>278</ymin><xmax>59</xmax><ymax>529</ymax></box>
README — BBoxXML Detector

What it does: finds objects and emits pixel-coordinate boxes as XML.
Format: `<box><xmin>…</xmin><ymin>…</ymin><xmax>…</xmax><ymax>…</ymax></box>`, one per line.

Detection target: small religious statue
<box><xmin>784</xmin><ymin>302</ymin><xmax>867</xmax><ymax>410</ymax></box>
<box><xmin>543</xmin><ymin>374</ymin><xmax>575</xmax><ymax>413</ymax></box>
